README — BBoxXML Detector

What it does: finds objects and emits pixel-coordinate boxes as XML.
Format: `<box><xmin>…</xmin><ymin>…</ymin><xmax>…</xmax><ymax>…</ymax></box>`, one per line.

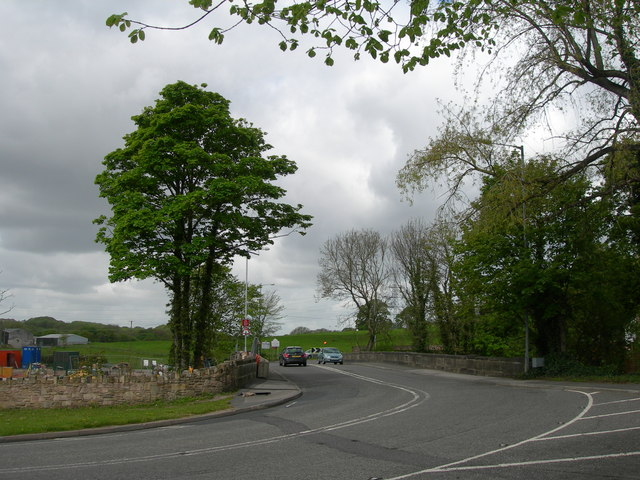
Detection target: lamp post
<box><xmin>492</xmin><ymin>142</ymin><xmax>529</xmax><ymax>374</ymax></box>
<box><xmin>242</xmin><ymin>248</ymin><xmax>270</xmax><ymax>352</ymax></box>
<box><xmin>244</xmin><ymin>256</ymin><xmax>249</xmax><ymax>352</ymax></box>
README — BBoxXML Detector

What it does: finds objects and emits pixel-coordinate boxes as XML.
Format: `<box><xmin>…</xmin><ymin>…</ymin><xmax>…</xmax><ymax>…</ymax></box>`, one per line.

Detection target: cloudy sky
<box><xmin>0</xmin><ymin>0</ymin><xmax>460</xmax><ymax>335</ymax></box>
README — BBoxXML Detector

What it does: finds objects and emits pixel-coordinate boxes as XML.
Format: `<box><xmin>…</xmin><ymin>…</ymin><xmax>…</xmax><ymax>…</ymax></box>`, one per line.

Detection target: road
<box><xmin>1</xmin><ymin>362</ymin><xmax>639</xmax><ymax>479</ymax></box>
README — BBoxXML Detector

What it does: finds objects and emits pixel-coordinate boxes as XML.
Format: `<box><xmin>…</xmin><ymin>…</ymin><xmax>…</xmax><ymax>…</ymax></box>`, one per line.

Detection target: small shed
<box><xmin>0</xmin><ymin>350</ymin><xmax>21</xmax><ymax>368</ymax></box>
<box><xmin>1</xmin><ymin>328</ymin><xmax>35</xmax><ymax>348</ymax></box>
<box><xmin>36</xmin><ymin>334</ymin><xmax>89</xmax><ymax>346</ymax></box>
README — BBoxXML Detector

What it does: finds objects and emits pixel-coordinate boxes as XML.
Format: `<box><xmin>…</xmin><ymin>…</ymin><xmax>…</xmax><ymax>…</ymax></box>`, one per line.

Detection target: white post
<box><xmin>244</xmin><ymin>256</ymin><xmax>249</xmax><ymax>352</ymax></box>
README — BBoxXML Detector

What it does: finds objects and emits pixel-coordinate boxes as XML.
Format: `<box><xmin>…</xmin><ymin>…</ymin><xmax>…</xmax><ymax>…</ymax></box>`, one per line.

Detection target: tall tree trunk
<box><xmin>193</xmin><ymin>253</ymin><xmax>215</xmax><ymax>367</ymax></box>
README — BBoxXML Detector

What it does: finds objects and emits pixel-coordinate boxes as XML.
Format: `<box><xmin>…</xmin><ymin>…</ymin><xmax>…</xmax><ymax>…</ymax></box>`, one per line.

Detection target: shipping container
<box><xmin>53</xmin><ymin>351</ymin><xmax>80</xmax><ymax>372</ymax></box>
<box><xmin>0</xmin><ymin>350</ymin><xmax>21</xmax><ymax>368</ymax></box>
<box><xmin>21</xmin><ymin>346</ymin><xmax>42</xmax><ymax>368</ymax></box>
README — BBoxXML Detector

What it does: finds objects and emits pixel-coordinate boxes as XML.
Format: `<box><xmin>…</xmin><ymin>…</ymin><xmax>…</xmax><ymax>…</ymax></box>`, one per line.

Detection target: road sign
<box><xmin>242</xmin><ymin>318</ymin><xmax>250</xmax><ymax>327</ymax></box>
<box><xmin>242</xmin><ymin>327</ymin><xmax>250</xmax><ymax>336</ymax></box>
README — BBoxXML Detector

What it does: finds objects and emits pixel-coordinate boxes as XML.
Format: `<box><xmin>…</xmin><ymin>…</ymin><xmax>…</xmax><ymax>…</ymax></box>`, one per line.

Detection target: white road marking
<box><xmin>534</xmin><ymin>425</ymin><xmax>640</xmax><ymax>441</ymax></box>
<box><xmin>0</xmin><ymin>367</ymin><xmax>429</xmax><ymax>474</ymax></box>
<box><xmin>393</xmin><ymin>451</ymin><xmax>640</xmax><ymax>474</ymax></box>
<box><xmin>595</xmin><ymin>397</ymin><xmax>640</xmax><ymax>407</ymax></box>
<box><xmin>385</xmin><ymin>389</ymin><xmax>595</xmax><ymax>479</ymax></box>
<box><xmin>580</xmin><ymin>409</ymin><xmax>640</xmax><ymax>419</ymax></box>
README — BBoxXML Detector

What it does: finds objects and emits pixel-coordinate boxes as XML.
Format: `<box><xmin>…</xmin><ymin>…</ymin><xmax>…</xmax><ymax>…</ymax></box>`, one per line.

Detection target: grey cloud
<box><xmin>0</xmin><ymin>1</ymin><xmax>456</xmax><ymax>331</ymax></box>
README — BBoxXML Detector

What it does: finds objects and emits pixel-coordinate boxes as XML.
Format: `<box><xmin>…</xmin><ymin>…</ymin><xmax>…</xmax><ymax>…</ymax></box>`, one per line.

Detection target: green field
<box><xmin>40</xmin><ymin>330</ymin><xmax>414</xmax><ymax>367</ymax></box>
<box><xmin>43</xmin><ymin>341</ymin><xmax>172</xmax><ymax>369</ymax></box>
<box><xmin>258</xmin><ymin>329</ymin><xmax>413</xmax><ymax>362</ymax></box>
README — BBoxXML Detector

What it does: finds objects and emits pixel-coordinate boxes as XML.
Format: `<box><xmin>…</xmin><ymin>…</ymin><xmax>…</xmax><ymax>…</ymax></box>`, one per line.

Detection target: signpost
<box><xmin>242</xmin><ymin>318</ymin><xmax>250</xmax><ymax>351</ymax></box>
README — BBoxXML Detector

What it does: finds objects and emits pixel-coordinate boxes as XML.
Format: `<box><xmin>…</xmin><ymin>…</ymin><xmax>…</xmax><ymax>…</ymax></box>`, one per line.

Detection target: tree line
<box><xmin>0</xmin><ymin>316</ymin><xmax>171</xmax><ymax>343</ymax></box>
<box><xmin>318</xmin><ymin>160</ymin><xmax>640</xmax><ymax>371</ymax></box>
<box><xmin>0</xmin><ymin>273</ymin><xmax>284</xmax><ymax>347</ymax></box>
<box><xmin>99</xmin><ymin>1</ymin><xmax>639</xmax><ymax>371</ymax></box>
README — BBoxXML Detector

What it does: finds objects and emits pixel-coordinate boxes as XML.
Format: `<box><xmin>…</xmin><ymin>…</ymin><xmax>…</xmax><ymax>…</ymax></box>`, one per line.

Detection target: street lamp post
<box><xmin>517</xmin><ymin>145</ymin><xmax>530</xmax><ymax>375</ymax></box>
<box><xmin>242</xmin><ymin>248</ymin><xmax>270</xmax><ymax>352</ymax></box>
<box><xmin>244</xmin><ymin>256</ymin><xmax>249</xmax><ymax>352</ymax></box>
<box><xmin>493</xmin><ymin>142</ymin><xmax>529</xmax><ymax>374</ymax></box>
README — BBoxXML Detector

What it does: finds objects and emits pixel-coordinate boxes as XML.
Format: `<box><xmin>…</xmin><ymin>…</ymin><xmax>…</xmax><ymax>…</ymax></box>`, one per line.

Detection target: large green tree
<box><xmin>453</xmin><ymin>155</ymin><xmax>640</xmax><ymax>367</ymax></box>
<box><xmin>95</xmin><ymin>81</ymin><xmax>311</xmax><ymax>367</ymax></box>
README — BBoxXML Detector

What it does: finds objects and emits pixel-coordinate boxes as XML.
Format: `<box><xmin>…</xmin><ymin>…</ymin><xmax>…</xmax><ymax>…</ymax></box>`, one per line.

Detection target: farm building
<box><xmin>35</xmin><ymin>333</ymin><xmax>89</xmax><ymax>346</ymax></box>
<box><xmin>1</xmin><ymin>328</ymin><xmax>35</xmax><ymax>348</ymax></box>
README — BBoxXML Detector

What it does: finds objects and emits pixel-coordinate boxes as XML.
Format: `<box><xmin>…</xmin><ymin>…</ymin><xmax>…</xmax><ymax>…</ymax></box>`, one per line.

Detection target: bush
<box><xmin>537</xmin><ymin>353</ymin><xmax>620</xmax><ymax>377</ymax></box>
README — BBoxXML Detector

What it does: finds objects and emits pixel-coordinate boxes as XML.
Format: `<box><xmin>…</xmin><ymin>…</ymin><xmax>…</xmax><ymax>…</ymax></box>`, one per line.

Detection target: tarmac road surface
<box><xmin>1</xmin><ymin>362</ymin><xmax>638</xmax><ymax>479</ymax></box>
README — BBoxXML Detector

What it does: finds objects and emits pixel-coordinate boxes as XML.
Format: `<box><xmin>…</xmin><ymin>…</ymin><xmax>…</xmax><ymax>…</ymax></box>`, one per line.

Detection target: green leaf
<box><xmin>106</xmin><ymin>13</ymin><xmax>127</xmax><ymax>27</ymax></box>
<box><xmin>208</xmin><ymin>28</ymin><xmax>225</xmax><ymax>44</ymax></box>
<box><xmin>378</xmin><ymin>30</ymin><xmax>391</xmax><ymax>43</ymax></box>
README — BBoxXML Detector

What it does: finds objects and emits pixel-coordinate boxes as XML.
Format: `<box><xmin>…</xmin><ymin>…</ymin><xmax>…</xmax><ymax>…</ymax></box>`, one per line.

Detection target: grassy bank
<box><xmin>0</xmin><ymin>393</ymin><xmax>233</xmax><ymax>437</ymax></box>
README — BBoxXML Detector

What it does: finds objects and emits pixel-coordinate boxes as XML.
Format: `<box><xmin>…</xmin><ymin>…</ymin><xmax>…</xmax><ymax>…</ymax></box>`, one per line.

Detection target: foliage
<box><xmin>107</xmin><ymin>2</ymin><xmax>640</xmax><ymax>151</ymax></box>
<box><xmin>532</xmin><ymin>353</ymin><xmax>620</xmax><ymax>379</ymax></box>
<box><xmin>452</xmin><ymin>155</ymin><xmax>640</xmax><ymax>369</ymax></box>
<box><xmin>289</xmin><ymin>326</ymin><xmax>311</xmax><ymax>335</ymax></box>
<box><xmin>95</xmin><ymin>81</ymin><xmax>311</xmax><ymax>368</ymax></box>
<box><xmin>0</xmin><ymin>316</ymin><xmax>171</xmax><ymax>343</ymax></box>
<box><xmin>265</xmin><ymin>328</ymin><xmax>414</xmax><ymax>358</ymax></box>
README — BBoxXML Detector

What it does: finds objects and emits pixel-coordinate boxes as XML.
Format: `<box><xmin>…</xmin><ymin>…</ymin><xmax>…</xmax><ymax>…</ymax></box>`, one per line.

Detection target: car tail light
<box><xmin>283</xmin><ymin>353</ymin><xmax>289</xmax><ymax>358</ymax></box>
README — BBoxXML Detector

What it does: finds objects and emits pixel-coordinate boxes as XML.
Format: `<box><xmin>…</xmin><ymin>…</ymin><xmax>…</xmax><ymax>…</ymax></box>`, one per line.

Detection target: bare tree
<box><xmin>390</xmin><ymin>219</ymin><xmax>433</xmax><ymax>352</ymax></box>
<box><xmin>251</xmin><ymin>289</ymin><xmax>284</xmax><ymax>337</ymax></box>
<box><xmin>317</xmin><ymin>229</ymin><xmax>390</xmax><ymax>350</ymax></box>
<box><xmin>0</xmin><ymin>272</ymin><xmax>13</xmax><ymax>316</ymax></box>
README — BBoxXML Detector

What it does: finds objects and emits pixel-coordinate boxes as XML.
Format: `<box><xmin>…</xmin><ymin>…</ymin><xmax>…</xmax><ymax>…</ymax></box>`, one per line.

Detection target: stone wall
<box><xmin>344</xmin><ymin>351</ymin><xmax>524</xmax><ymax>378</ymax></box>
<box><xmin>0</xmin><ymin>355</ymin><xmax>264</xmax><ymax>410</ymax></box>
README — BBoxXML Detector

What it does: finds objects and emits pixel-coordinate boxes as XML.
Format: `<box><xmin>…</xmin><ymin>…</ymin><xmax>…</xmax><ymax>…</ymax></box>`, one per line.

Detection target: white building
<box><xmin>35</xmin><ymin>334</ymin><xmax>89</xmax><ymax>346</ymax></box>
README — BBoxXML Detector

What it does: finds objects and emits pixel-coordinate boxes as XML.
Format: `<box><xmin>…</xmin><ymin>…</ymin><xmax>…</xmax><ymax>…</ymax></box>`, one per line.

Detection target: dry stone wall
<box><xmin>0</xmin><ymin>356</ymin><xmax>262</xmax><ymax>410</ymax></box>
<box><xmin>344</xmin><ymin>351</ymin><xmax>524</xmax><ymax>377</ymax></box>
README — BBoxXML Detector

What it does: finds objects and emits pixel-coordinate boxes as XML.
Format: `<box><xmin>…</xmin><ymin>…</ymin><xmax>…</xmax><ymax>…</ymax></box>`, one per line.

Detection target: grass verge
<box><xmin>532</xmin><ymin>374</ymin><xmax>640</xmax><ymax>384</ymax></box>
<box><xmin>0</xmin><ymin>393</ymin><xmax>234</xmax><ymax>437</ymax></box>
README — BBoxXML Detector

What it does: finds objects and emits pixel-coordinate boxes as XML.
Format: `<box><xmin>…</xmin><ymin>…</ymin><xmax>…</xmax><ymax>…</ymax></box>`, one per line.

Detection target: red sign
<box><xmin>241</xmin><ymin>318</ymin><xmax>250</xmax><ymax>327</ymax></box>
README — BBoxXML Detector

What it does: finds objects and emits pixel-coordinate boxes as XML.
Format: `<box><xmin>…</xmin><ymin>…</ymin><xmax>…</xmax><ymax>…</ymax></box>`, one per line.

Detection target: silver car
<box><xmin>317</xmin><ymin>347</ymin><xmax>343</xmax><ymax>365</ymax></box>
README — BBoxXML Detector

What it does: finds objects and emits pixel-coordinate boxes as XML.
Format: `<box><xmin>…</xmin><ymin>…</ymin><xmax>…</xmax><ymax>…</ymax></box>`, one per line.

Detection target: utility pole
<box><xmin>493</xmin><ymin>142</ymin><xmax>529</xmax><ymax>374</ymax></box>
<box><xmin>517</xmin><ymin>145</ymin><xmax>530</xmax><ymax>375</ymax></box>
